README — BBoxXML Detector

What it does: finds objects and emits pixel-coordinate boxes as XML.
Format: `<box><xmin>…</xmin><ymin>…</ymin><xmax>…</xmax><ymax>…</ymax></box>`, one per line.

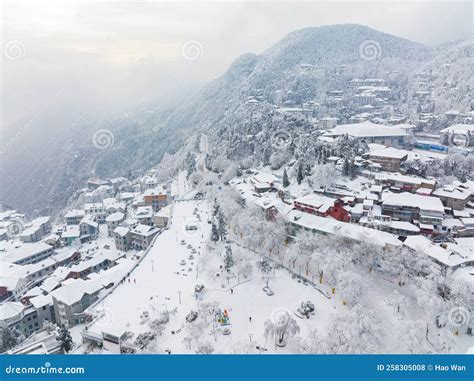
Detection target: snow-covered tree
<box><xmin>264</xmin><ymin>310</ymin><xmax>300</xmax><ymax>347</ymax></box>
<box><xmin>282</xmin><ymin>168</ymin><xmax>290</xmax><ymax>187</ymax></box>
<box><xmin>224</xmin><ymin>245</ymin><xmax>234</xmax><ymax>271</ymax></box>
<box><xmin>210</xmin><ymin>223</ymin><xmax>219</xmax><ymax>242</ymax></box>
<box><xmin>57</xmin><ymin>324</ymin><xmax>73</xmax><ymax>353</ymax></box>
<box><xmin>318</xmin><ymin>307</ymin><xmax>385</xmax><ymax>354</ymax></box>
<box><xmin>296</xmin><ymin>162</ymin><xmax>304</xmax><ymax>184</ymax></box>
<box><xmin>308</xmin><ymin>163</ymin><xmax>337</xmax><ymax>190</ymax></box>
<box><xmin>342</xmin><ymin>158</ymin><xmax>350</xmax><ymax>176</ymax></box>
<box><xmin>0</xmin><ymin>324</ymin><xmax>24</xmax><ymax>352</ymax></box>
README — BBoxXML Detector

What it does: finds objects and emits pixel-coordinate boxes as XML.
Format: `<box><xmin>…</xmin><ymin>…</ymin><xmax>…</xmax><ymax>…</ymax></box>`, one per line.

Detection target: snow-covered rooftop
<box><xmin>432</xmin><ymin>185</ymin><xmax>471</xmax><ymax>201</ymax></box>
<box><xmin>440</xmin><ymin>124</ymin><xmax>474</xmax><ymax>134</ymax></box>
<box><xmin>287</xmin><ymin>209</ymin><xmax>402</xmax><ymax>248</ymax></box>
<box><xmin>106</xmin><ymin>212</ymin><xmax>125</xmax><ymax>223</ymax></box>
<box><xmin>368</xmin><ymin>147</ymin><xmax>408</xmax><ymax>160</ymax></box>
<box><xmin>404</xmin><ymin>236</ymin><xmax>474</xmax><ymax>268</ymax></box>
<box><xmin>325</xmin><ymin>122</ymin><xmax>408</xmax><ymax>138</ymax></box>
<box><xmin>382</xmin><ymin>192</ymin><xmax>444</xmax><ymax>213</ymax></box>
<box><xmin>2</xmin><ymin>242</ymin><xmax>53</xmax><ymax>264</ymax></box>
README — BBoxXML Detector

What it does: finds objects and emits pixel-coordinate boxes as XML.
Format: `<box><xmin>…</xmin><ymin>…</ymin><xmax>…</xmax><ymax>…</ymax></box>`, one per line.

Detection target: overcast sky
<box><xmin>1</xmin><ymin>0</ymin><xmax>473</xmax><ymax>129</ymax></box>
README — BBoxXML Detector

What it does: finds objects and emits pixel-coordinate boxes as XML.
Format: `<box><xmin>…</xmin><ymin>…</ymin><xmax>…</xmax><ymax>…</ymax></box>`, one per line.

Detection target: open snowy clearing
<box><xmin>81</xmin><ymin>200</ymin><xmax>346</xmax><ymax>353</ymax></box>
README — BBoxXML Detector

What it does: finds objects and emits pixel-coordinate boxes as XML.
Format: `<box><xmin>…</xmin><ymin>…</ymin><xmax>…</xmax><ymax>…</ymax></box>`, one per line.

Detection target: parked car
<box><xmin>194</xmin><ymin>284</ymin><xmax>205</xmax><ymax>293</ymax></box>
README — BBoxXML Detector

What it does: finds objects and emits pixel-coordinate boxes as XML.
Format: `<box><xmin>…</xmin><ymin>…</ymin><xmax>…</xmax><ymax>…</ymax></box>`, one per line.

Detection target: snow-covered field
<box><xmin>79</xmin><ymin>200</ymin><xmax>346</xmax><ymax>353</ymax></box>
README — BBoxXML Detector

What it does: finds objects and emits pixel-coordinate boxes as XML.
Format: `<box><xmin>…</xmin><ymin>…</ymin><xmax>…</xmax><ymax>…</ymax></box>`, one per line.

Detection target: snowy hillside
<box><xmin>2</xmin><ymin>25</ymin><xmax>472</xmax><ymax>216</ymax></box>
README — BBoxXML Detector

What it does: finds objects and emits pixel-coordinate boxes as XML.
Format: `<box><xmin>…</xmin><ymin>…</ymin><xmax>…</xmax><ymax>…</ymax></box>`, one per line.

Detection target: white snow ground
<box><xmin>81</xmin><ymin>200</ymin><xmax>346</xmax><ymax>353</ymax></box>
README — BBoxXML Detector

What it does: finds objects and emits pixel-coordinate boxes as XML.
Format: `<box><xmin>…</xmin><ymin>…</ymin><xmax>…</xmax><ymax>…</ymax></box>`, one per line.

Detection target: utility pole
<box><xmin>177</xmin><ymin>290</ymin><xmax>182</xmax><ymax>305</ymax></box>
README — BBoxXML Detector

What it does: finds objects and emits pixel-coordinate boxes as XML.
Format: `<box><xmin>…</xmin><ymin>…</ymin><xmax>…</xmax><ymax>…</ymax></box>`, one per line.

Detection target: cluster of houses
<box><xmin>0</xmin><ymin>169</ymin><xmax>183</xmax><ymax>352</ymax></box>
<box><xmin>231</xmin><ymin>140</ymin><xmax>474</xmax><ymax>274</ymax></box>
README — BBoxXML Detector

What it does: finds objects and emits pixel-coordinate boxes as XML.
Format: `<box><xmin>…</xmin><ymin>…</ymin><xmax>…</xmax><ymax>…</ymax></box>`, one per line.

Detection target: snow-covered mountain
<box><xmin>2</xmin><ymin>24</ymin><xmax>472</xmax><ymax>215</ymax></box>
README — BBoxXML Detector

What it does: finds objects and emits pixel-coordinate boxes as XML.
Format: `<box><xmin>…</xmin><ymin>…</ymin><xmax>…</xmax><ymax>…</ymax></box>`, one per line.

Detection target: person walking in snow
<box><xmin>249</xmin><ymin>316</ymin><xmax>252</xmax><ymax>323</ymax></box>
<box><xmin>230</xmin><ymin>288</ymin><xmax>233</xmax><ymax>294</ymax></box>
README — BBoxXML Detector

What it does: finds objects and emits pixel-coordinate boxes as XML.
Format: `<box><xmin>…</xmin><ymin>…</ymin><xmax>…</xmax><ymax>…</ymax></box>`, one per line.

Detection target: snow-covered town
<box><xmin>1</xmin><ymin>119</ymin><xmax>473</xmax><ymax>355</ymax></box>
<box><xmin>1</xmin><ymin>2</ymin><xmax>473</xmax><ymax>363</ymax></box>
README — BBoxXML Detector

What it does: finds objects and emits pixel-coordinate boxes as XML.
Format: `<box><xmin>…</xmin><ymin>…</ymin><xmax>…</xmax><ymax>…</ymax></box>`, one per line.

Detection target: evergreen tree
<box><xmin>224</xmin><ymin>246</ymin><xmax>234</xmax><ymax>271</ymax></box>
<box><xmin>282</xmin><ymin>168</ymin><xmax>290</xmax><ymax>187</ymax></box>
<box><xmin>0</xmin><ymin>325</ymin><xmax>22</xmax><ymax>352</ymax></box>
<box><xmin>57</xmin><ymin>325</ymin><xmax>73</xmax><ymax>353</ymax></box>
<box><xmin>211</xmin><ymin>223</ymin><xmax>219</xmax><ymax>242</ymax></box>
<box><xmin>212</xmin><ymin>199</ymin><xmax>220</xmax><ymax>217</ymax></box>
<box><xmin>349</xmin><ymin>160</ymin><xmax>356</xmax><ymax>179</ymax></box>
<box><xmin>217</xmin><ymin>211</ymin><xmax>227</xmax><ymax>240</ymax></box>
<box><xmin>322</xmin><ymin>149</ymin><xmax>328</xmax><ymax>164</ymax></box>
<box><xmin>342</xmin><ymin>158</ymin><xmax>350</xmax><ymax>176</ymax></box>
<box><xmin>297</xmin><ymin>162</ymin><xmax>304</xmax><ymax>184</ymax></box>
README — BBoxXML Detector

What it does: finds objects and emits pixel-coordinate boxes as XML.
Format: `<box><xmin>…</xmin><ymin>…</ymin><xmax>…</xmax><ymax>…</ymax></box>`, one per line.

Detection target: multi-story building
<box><xmin>0</xmin><ymin>300</ymin><xmax>54</xmax><ymax>342</ymax></box>
<box><xmin>19</xmin><ymin>217</ymin><xmax>52</xmax><ymax>243</ymax></box>
<box><xmin>130</xmin><ymin>224</ymin><xmax>159</xmax><ymax>250</ymax></box>
<box><xmin>84</xmin><ymin>203</ymin><xmax>107</xmax><ymax>223</ymax></box>
<box><xmin>65</xmin><ymin>210</ymin><xmax>85</xmax><ymax>225</ymax></box>
<box><xmin>293</xmin><ymin>194</ymin><xmax>351</xmax><ymax>222</ymax></box>
<box><xmin>143</xmin><ymin>187</ymin><xmax>167</xmax><ymax>212</ymax></box>
<box><xmin>382</xmin><ymin>192</ymin><xmax>445</xmax><ymax>227</ymax></box>
<box><xmin>51</xmin><ymin>278</ymin><xmax>103</xmax><ymax>326</ymax></box>
<box><xmin>324</xmin><ymin>122</ymin><xmax>408</xmax><ymax>148</ymax></box>
<box><xmin>432</xmin><ymin>185</ymin><xmax>472</xmax><ymax>211</ymax></box>
<box><xmin>106</xmin><ymin>212</ymin><xmax>125</xmax><ymax>236</ymax></box>
<box><xmin>79</xmin><ymin>215</ymin><xmax>99</xmax><ymax>238</ymax></box>
<box><xmin>375</xmin><ymin>173</ymin><xmax>436</xmax><ymax>193</ymax></box>
<box><xmin>366</xmin><ymin>147</ymin><xmax>408</xmax><ymax>172</ymax></box>
<box><xmin>2</xmin><ymin>242</ymin><xmax>54</xmax><ymax>266</ymax></box>
<box><xmin>113</xmin><ymin>226</ymin><xmax>132</xmax><ymax>252</ymax></box>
